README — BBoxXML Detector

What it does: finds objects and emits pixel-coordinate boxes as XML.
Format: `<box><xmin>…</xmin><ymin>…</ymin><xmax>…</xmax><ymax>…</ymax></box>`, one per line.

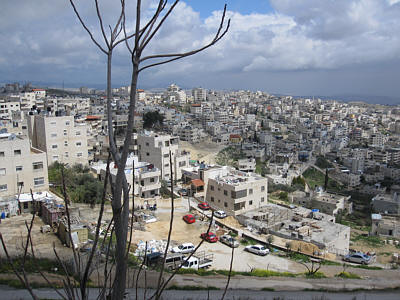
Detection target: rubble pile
<box><xmin>134</xmin><ymin>239</ymin><xmax>172</xmax><ymax>257</ymax></box>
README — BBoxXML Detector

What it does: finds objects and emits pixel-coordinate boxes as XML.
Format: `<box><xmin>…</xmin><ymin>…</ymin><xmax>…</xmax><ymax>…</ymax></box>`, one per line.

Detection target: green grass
<box><xmin>176</xmin><ymin>268</ymin><xmax>296</xmax><ymax>278</ymax></box>
<box><xmin>305</xmin><ymin>271</ymin><xmax>326</xmax><ymax>279</ymax></box>
<box><xmin>289</xmin><ymin>253</ymin><xmax>310</xmax><ymax>263</ymax></box>
<box><xmin>260</xmin><ymin>287</ymin><xmax>275</xmax><ymax>291</ymax></box>
<box><xmin>335</xmin><ymin>272</ymin><xmax>362</xmax><ymax>279</ymax></box>
<box><xmin>321</xmin><ymin>260</ymin><xmax>341</xmax><ymax>266</ymax></box>
<box><xmin>239</xmin><ymin>237</ymin><xmax>258</xmax><ymax>246</ymax></box>
<box><xmin>351</xmin><ymin>234</ymin><xmax>383</xmax><ymax>247</ymax></box>
<box><xmin>0</xmin><ymin>257</ymin><xmax>69</xmax><ymax>276</ymax></box>
<box><xmin>166</xmin><ymin>285</ymin><xmax>219</xmax><ymax>290</ymax></box>
<box><xmin>303</xmin><ymin>167</ymin><xmax>343</xmax><ymax>191</ymax></box>
<box><xmin>353</xmin><ymin>265</ymin><xmax>382</xmax><ymax>270</ymax></box>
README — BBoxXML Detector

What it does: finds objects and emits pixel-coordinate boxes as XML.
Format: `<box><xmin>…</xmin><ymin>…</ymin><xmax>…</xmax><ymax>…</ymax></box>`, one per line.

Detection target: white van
<box><xmin>171</xmin><ymin>243</ymin><xmax>195</xmax><ymax>254</ymax></box>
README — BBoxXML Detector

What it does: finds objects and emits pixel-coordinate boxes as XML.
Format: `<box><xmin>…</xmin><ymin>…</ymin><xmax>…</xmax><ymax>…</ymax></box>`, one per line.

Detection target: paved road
<box><xmin>1</xmin><ymin>286</ymin><xmax>399</xmax><ymax>300</ymax></box>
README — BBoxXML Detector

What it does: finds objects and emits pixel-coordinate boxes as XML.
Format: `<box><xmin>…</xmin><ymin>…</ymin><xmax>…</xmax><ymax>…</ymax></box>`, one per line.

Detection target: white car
<box><xmin>214</xmin><ymin>210</ymin><xmax>227</xmax><ymax>219</ymax></box>
<box><xmin>245</xmin><ymin>244</ymin><xmax>269</xmax><ymax>256</ymax></box>
<box><xmin>171</xmin><ymin>243</ymin><xmax>195</xmax><ymax>254</ymax></box>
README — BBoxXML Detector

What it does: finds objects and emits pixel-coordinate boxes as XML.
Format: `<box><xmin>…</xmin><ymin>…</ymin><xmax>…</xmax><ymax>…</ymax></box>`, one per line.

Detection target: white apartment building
<box><xmin>192</xmin><ymin>88</ymin><xmax>207</xmax><ymax>102</ymax></box>
<box><xmin>137</xmin><ymin>132</ymin><xmax>190</xmax><ymax>181</ymax></box>
<box><xmin>27</xmin><ymin>114</ymin><xmax>89</xmax><ymax>166</ymax></box>
<box><xmin>0</xmin><ymin>100</ymin><xmax>21</xmax><ymax>120</ymax></box>
<box><xmin>205</xmin><ymin>168</ymin><xmax>268</xmax><ymax>216</ymax></box>
<box><xmin>0</xmin><ymin>134</ymin><xmax>49</xmax><ymax>198</ymax></box>
<box><xmin>94</xmin><ymin>155</ymin><xmax>161</xmax><ymax>199</ymax></box>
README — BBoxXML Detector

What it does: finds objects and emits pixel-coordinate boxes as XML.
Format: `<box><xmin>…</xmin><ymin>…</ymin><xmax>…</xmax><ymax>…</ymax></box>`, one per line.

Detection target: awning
<box><xmin>191</xmin><ymin>179</ymin><xmax>205</xmax><ymax>187</ymax></box>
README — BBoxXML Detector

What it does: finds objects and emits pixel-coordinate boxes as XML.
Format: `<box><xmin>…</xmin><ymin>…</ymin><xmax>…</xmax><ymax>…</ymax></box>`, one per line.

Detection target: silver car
<box><xmin>344</xmin><ymin>252</ymin><xmax>373</xmax><ymax>265</ymax></box>
<box><xmin>245</xmin><ymin>244</ymin><xmax>270</xmax><ymax>256</ymax></box>
<box><xmin>219</xmin><ymin>235</ymin><xmax>239</xmax><ymax>248</ymax></box>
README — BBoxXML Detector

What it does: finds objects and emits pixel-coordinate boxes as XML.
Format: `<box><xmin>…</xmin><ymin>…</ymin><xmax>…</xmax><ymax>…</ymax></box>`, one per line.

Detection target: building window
<box><xmin>261</xmin><ymin>186</ymin><xmax>265</xmax><ymax>191</ymax></box>
<box><xmin>33</xmin><ymin>162</ymin><xmax>43</xmax><ymax>170</ymax></box>
<box><xmin>51</xmin><ymin>133</ymin><xmax>57</xmax><ymax>138</ymax></box>
<box><xmin>17</xmin><ymin>182</ymin><xmax>24</xmax><ymax>188</ymax></box>
<box><xmin>210</xmin><ymin>185</ymin><xmax>214</xmax><ymax>191</ymax></box>
<box><xmin>16</xmin><ymin>166</ymin><xmax>23</xmax><ymax>172</ymax></box>
<box><xmin>150</xmin><ymin>178</ymin><xmax>155</xmax><ymax>183</ymax></box>
<box><xmin>141</xmin><ymin>180</ymin><xmax>144</xmax><ymax>186</ymax></box>
<box><xmin>76</xmin><ymin>142</ymin><xmax>82</xmax><ymax>146</ymax></box>
<box><xmin>146</xmin><ymin>142</ymin><xmax>149</xmax><ymax>146</ymax></box>
<box><xmin>76</xmin><ymin>131</ymin><xmax>81</xmax><ymax>136</ymax></box>
<box><xmin>211</xmin><ymin>196</ymin><xmax>214</xmax><ymax>202</ymax></box>
<box><xmin>261</xmin><ymin>197</ymin><xmax>265</xmax><ymax>202</ymax></box>
<box><xmin>0</xmin><ymin>151</ymin><xmax>4</xmax><ymax>157</ymax></box>
<box><xmin>52</xmin><ymin>144</ymin><xmax>58</xmax><ymax>149</ymax></box>
<box><xmin>53</xmin><ymin>155</ymin><xmax>59</xmax><ymax>161</ymax></box>
<box><xmin>164</xmin><ymin>163</ymin><xmax>169</xmax><ymax>168</ymax></box>
<box><xmin>65</xmin><ymin>121</ymin><xmax>70</xmax><ymax>126</ymax></box>
<box><xmin>34</xmin><ymin>177</ymin><xmax>45</xmax><ymax>186</ymax></box>
<box><xmin>50</xmin><ymin>121</ymin><xmax>56</xmax><ymax>125</ymax></box>
<box><xmin>14</xmin><ymin>149</ymin><xmax>21</xmax><ymax>155</ymax></box>
<box><xmin>224</xmin><ymin>202</ymin><xmax>228</xmax><ymax>207</ymax></box>
<box><xmin>63</xmin><ymin>130</ymin><xmax>67</xmax><ymax>136</ymax></box>
<box><xmin>146</xmin><ymin>152</ymin><xmax>150</xmax><ymax>156</ymax></box>
<box><xmin>65</xmin><ymin>152</ymin><xmax>69</xmax><ymax>158</ymax></box>
<box><xmin>163</xmin><ymin>154</ymin><xmax>169</xmax><ymax>158</ymax></box>
<box><xmin>249</xmin><ymin>188</ymin><xmax>253</xmax><ymax>194</ymax></box>
<box><xmin>77</xmin><ymin>152</ymin><xmax>83</xmax><ymax>157</ymax></box>
<box><xmin>249</xmin><ymin>200</ymin><xmax>253</xmax><ymax>205</ymax></box>
<box><xmin>0</xmin><ymin>184</ymin><xmax>7</xmax><ymax>191</ymax></box>
<box><xmin>23</xmin><ymin>202</ymin><xmax>29</xmax><ymax>209</ymax></box>
<box><xmin>0</xmin><ymin>168</ymin><xmax>5</xmax><ymax>175</ymax></box>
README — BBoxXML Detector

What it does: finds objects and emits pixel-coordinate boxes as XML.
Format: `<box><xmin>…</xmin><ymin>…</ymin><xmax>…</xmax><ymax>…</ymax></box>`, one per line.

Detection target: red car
<box><xmin>183</xmin><ymin>214</ymin><xmax>196</xmax><ymax>224</ymax></box>
<box><xmin>198</xmin><ymin>202</ymin><xmax>211</xmax><ymax>210</ymax></box>
<box><xmin>200</xmin><ymin>232</ymin><xmax>218</xmax><ymax>243</ymax></box>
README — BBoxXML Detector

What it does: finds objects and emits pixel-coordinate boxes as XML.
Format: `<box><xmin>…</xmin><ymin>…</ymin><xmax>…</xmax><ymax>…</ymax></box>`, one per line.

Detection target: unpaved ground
<box><xmin>0</xmin><ymin>214</ymin><xmax>71</xmax><ymax>260</ymax></box>
<box><xmin>179</xmin><ymin>140</ymin><xmax>225</xmax><ymax>165</ymax></box>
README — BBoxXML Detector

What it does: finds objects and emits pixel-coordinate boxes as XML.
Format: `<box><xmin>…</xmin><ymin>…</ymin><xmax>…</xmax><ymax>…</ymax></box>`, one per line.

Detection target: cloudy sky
<box><xmin>1</xmin><ymin>0</ymin><xmax>400</xmax><ymax>102</ymax></box>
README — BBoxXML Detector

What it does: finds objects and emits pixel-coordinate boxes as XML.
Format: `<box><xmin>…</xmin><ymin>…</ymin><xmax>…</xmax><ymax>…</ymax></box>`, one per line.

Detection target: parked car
<box><xmin>219</xmin><ymin>235</ymin><xmax>239</xmax><ymax>248</ymax></box>
<box><xmin>172</xmin><ymin>242</ymin><xmax>195</xmax><ymax>254</ymax></box>
<box><xmin>214</xmin><ymin>210</ymin><xmax>227</xmax><ymax>219</ymax></box>
<box><xmin>198</xmin><ymin>202</ymin><xmax>211</xmax><ymax>210</ymax></box>
<box><xmin>200</xmin><ymin>232</ymin><xmax>218</xmax><ymax>243</ymax></box>
<box><xmin>183</xmin><ymin>214</ymin><xmax>196</xmax><ymax>224</ymax></box>
<box><xmin>343</xmin><ymin>252</ymin><xmax>373</xmax><ymax>265</ymax></box>
<box><xmin>245</xmin><ymin>244</ymin><xmax>269</xmax><ymax>256</ymax></box>
<box><xmin>178</xmin><ymin>188</ymin><xmax>188</xmax><ymax>196</ymax></box>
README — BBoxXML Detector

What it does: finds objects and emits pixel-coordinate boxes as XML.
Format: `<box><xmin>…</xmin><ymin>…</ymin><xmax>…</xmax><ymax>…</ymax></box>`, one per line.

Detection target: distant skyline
<box><xmin>1</xmin><ymin>0</ymin><xmax>400</xmax><ymax>104</ymax></box>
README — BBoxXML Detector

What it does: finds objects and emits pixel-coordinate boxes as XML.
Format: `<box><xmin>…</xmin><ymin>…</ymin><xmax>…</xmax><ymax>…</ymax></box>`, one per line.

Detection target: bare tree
<box><xmin>69</xmin><ymin>1</ymin><xmax>230</xmax><ymax>299</ymax></box>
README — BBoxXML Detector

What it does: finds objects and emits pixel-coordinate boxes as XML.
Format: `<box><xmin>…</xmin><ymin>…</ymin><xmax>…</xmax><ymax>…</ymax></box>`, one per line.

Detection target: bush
<box><xmin>305</xmin><ymin>271</ymin><xmax>326</xmax><ymax>278</ymax></box>
<box><xmin>335</xmin><ymin>272</ymin><xmax>361</xmax><ymax>279</ymax></box>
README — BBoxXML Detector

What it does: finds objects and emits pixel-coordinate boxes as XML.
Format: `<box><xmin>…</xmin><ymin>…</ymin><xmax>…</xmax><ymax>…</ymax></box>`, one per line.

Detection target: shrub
<box><xmin>335</xmin><ymin>272</ymin><xmax>361</xmax><ymax>279</ymax></box>
<box><xmin>305</xmin><ymin>271</ymin><xmax>326</xmax><ymax>278</ymax></box>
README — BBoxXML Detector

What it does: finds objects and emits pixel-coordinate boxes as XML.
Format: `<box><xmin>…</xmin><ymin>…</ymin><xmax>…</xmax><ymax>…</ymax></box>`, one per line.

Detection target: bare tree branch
<box><xmin>69</xmin><ymin>0</ymin><xmax>108</xmax><ymax>54</ymax></box>
<box><xmin>94</xmin><ymin>0</ymin><xmax>111</xmax><ymax>49</ymax></box>
<box><xmin>221</xmin><ymin>246</ymin><xmax>235</xmax><ymax>300</ymax></box>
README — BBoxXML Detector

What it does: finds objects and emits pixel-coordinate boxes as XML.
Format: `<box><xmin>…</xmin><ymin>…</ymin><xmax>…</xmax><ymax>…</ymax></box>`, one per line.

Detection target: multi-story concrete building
<box><xmin>0</xmin><ymin>133</ymin><xmax>48</xmax><ymax>198</ymax></box>
<box><xmin>27</xmin><ymin>114</ymin><xmax>89</xmax><ymax>166</ymax></box>
<box><xmin>371</xmin><ymin>214</ymin><xmax>400</xmax><ymax>238</ymax></box>
<box><xmin>205</xmin><ymin>167</ymin><xmax>268</xmax><ymax>215</ymax></box>
<box><xmin>0</xmin><ymin>100</ymin><xmax>21</xmax><ymax>120</ymax></box>
<box><xmin>372</xmin><ymin>193</ymin><xmax>400</xmax><ymax>215</ymax></box>
<box><xmin>137</xmin><ymin>132</ymin><xmax>189</xmax><ymax>181</ymax></box>
<box><xmin>94</xmin><ymin>155</ymin><xmax>161</xmax><ymax>199</ymax></box>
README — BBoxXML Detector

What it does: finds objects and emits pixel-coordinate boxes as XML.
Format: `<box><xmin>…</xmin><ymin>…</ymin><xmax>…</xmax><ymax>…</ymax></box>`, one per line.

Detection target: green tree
<box><xmin>143</xmin><ymin>111</ymin><xmax>164</xmax><ymax>129</ymax></box>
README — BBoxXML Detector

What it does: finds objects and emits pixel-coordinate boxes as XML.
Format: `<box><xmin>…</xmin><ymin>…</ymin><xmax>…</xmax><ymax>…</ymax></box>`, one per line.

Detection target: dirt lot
<box><xmin>179</xmin><ymin>140</ymin><xmax>225</xmax><ymax>164</ymax></box>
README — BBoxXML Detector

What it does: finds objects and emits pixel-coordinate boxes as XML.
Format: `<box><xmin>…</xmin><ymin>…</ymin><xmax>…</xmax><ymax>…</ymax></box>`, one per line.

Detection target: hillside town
<box><xmin>1</xmin><ymin>82</ymin><xmax>400</xmax><ymax>290</ymax></box>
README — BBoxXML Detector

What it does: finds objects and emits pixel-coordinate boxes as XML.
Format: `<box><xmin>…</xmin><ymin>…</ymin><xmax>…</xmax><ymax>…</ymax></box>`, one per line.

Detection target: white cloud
<box><xmin>1</xmin><ymin>0</ymin><xmax>400</xmax><ymax>96</ymax></box>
